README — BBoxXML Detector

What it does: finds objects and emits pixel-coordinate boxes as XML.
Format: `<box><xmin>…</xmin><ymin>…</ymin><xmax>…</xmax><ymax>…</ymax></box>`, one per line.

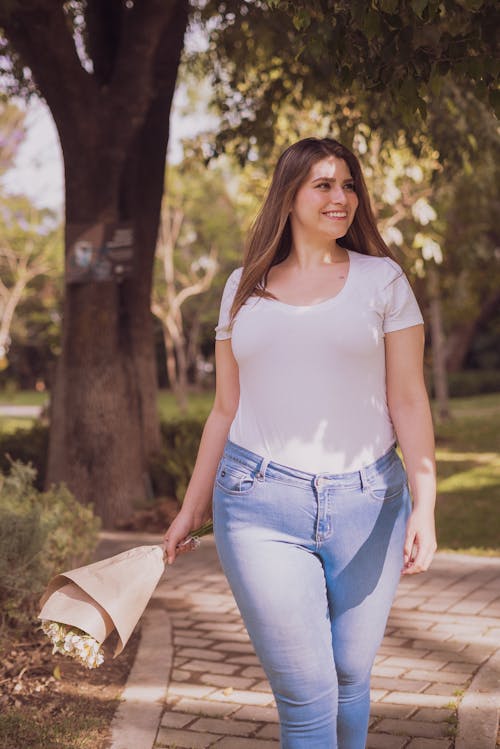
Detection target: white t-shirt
<box><xmin>215</xmin><ymin>249</ymin><xmax>424</xmax><ymax>474</ymax></box>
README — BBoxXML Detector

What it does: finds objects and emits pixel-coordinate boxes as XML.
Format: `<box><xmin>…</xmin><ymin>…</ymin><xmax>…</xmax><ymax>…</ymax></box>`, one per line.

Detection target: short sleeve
<box><xmin>214</xmin><ymin>267</ymin><xmax>243</xmax><ymax>340</ymax></box>
<box><xmin>382</xmin><ymin>266</ymin><xmax>424</xmax><ymax>334</ymax></box>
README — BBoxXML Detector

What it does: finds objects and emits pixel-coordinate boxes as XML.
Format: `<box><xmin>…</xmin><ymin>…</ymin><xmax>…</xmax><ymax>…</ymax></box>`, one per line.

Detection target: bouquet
<box><xmin>39</xmin><ymin>522</ymin><xmax>212</xmax><ymax>669</ymax></box>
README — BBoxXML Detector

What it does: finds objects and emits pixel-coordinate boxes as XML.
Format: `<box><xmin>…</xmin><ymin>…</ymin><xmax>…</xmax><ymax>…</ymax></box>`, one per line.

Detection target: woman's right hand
<box><xmin>163</xmin><ymin>509</ymin><xmax>203</xmax><ymax>566</ymax></box>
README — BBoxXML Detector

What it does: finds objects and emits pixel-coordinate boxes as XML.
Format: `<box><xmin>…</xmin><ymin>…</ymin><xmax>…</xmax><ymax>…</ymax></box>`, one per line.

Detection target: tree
<box><xmin>152</xmin><ymin>199</ymin><xmax>218</xmax><ymax>411</ymax></box>
<box><xmin>0</xmin><ymin>198</ymin><xmax>56</xmax><ymax>370</ymax></box>
<box><xmin>0</xmin><ymin>100</ymin><xmax>25</xmax><ymax>174</ymax></box>
<box><xmin>0</xmin><ymin>1</ymin><xmax>189</xmax><ymax>527</ymax></box>
<box><xmin>192</xmin><ymin>0</ymin><xmax>499</xmax><ymax>161</ymax></box>
<box><xmin>152</xmin><ymin>160</ymin><xmax>244</xmax><ymax>404</ymax></box>
<box><xmin>0</xmin><ymin>102</ymin><xmax>59</xmax><ymax>378</ymax></box>
<box><xmin>1</xmin><ymin>0</ymin><xmax>497</xmax><ymax>526</ymax></box>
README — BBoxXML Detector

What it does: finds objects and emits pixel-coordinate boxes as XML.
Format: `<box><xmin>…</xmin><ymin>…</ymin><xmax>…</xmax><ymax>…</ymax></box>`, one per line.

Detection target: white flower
<box><xmin>40</xmin><ymin>620</ymin><xmax>104</xmax><ymax>669</ymax></box>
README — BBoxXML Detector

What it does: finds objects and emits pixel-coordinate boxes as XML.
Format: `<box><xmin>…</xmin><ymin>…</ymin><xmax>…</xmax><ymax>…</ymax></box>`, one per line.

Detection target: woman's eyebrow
<box><xmin>311</xmin><ymin>176</ymin><xmax>354</xmax><ymax>183</ymax></box>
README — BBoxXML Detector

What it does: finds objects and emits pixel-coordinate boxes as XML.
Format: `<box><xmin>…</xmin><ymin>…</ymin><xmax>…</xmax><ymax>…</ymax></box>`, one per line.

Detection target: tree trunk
<box><xmin>187</xmin><ymin>314</ymin><xmax>202</xmax><ymax>386</ymax></box>
<box><xmin>172</xmin><ymin>316</ymin><xmax>189</xmax><ymax>412</ymax></box>
<box><xmin>38</xmin><ymin>2</ymin><xmax>190</xmax><ymax>527</ymax></box>
<box><xmin>163</xmin><ymin>324</ymin><xmax>178</xmax><ymax>396</ymax></box>
<box><xmin>427</xmin><ymin>265</ymin><xmax>450</xmax><ymax>421</ymax></box>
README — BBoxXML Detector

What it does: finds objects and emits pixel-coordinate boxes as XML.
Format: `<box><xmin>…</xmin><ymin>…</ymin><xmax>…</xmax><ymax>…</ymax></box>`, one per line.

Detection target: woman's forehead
<box><xmin>308</xmin><ymin>156</ymin><xmax>352</xmax><ymax>180</ymax></box>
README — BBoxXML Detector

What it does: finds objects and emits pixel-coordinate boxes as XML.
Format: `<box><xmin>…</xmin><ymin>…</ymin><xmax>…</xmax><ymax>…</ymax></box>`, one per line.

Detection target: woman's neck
<box><xmin>285</xmin><ymin>242</ymin><xmax>348</xmax><ymax>270</ymax></box>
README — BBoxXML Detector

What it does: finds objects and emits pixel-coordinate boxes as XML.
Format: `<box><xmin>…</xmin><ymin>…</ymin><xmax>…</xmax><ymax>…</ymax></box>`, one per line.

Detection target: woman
<box><xmin>164</xmin><ymin>137</ymin><xmax>437</xmax><ymax>748</ymax></box>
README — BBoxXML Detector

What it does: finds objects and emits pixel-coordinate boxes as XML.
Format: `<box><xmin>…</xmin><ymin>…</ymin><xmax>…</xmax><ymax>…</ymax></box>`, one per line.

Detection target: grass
<box><xmin>0</xmin><ymin>704</ymin><xmax>108</xmax><ymax>749</ymax></box>
<box><xmin>1</xmin><ymin>389</ymin><xmax>498</xmax><ymax>554</ymax></box>
<box><xmin>0</xmin><ymin>390</ymin><xmax>48</xmax><ymax>407</ymax></box>
<box><xmin>157</xmin><ymin>389</ymin><xmax>213</xmax><ymax>420</ymax></box>
<box><xmin>433</xmin><ymin>394</ymin><xmax>500</xmax><ymax>555</ymax></box>
<box><xmin>0</xmin><ymin>417</ymin><xmax>35</xmax><ymax>433</ymax></box>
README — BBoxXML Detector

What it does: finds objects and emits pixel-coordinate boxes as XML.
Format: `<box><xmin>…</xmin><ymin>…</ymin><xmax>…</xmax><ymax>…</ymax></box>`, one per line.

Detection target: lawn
<box><xmin>432</xmin><ymin>394</ymin><xmax>499</xmax><ymax>555</ymax></box>
<box><xmin>1</xmin><ymin>389</ymin><xmax>498</xmax><ymax>554</ymax></box>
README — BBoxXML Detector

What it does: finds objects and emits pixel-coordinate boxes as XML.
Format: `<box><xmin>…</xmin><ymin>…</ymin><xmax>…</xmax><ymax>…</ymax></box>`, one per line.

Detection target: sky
<box><xmin>2</xmin><ymin>82</ymin><xmax>216</xmax><ymax>216</ymax></box>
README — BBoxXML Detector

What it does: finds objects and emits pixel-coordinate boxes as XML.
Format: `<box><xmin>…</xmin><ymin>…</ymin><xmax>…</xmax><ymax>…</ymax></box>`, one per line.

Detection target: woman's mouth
<box><xmin>323</xmin><ymin>211</ymin><xmax>348</xmax><ymax>220</ymax></box>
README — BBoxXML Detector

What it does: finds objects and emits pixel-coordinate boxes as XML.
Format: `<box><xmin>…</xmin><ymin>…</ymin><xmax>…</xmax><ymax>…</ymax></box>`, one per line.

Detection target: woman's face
<box><xmin>290</xmin><ymin>156</ymin><xmax>359</xmax><ymax>243</ymax></box>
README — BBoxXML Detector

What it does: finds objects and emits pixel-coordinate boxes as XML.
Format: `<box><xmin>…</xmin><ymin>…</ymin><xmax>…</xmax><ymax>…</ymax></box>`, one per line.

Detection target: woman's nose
<box><xmin>330</xmin><ymin>185</ymin><xmax>348</xmax><ymax>203</ymax></box>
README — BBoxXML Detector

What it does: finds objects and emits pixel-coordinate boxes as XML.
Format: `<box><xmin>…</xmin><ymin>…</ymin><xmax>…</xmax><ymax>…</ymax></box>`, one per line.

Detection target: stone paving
<box><xmin>140</xmin><ymin>537</ymin><xmax>500</xmax><ymax>749</ymax></box>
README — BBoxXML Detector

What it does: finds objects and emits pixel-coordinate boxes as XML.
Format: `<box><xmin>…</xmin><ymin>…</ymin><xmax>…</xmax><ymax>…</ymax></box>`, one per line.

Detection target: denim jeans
<box><xmin>213</xmin><ymin>439</ymin><xmax>411</xmax><ymax>749</ymax></box>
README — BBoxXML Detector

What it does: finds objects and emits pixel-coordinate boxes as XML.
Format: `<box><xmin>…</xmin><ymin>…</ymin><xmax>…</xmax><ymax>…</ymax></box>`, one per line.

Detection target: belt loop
<box><xmin>256</xmin><ymin>457</ymin><xmax>270</xmax><ymax>481</ymax></box>
<box><xmin>359</xmin><ymin>467</ymin><xmax>366</xmax><ymax>491</ymax></box>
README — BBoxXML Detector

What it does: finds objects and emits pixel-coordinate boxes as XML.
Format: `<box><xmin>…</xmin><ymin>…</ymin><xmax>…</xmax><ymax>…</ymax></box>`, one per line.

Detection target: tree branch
<box><xmin>0</xmin><ymin>1</ymin><xmax>99</xmax><ymax>142</ymax></box>
<box><xmin>84</xmin><ymin>0</ymin><xmax>123</xmax><ymax>85</ymax></box>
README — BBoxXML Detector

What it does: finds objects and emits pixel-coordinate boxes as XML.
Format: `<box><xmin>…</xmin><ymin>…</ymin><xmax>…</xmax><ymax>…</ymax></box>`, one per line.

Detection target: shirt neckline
<box><xmin>261</xmin><ymin>249</ymin><xmax>356</xmax><ymax>310</ymax></box>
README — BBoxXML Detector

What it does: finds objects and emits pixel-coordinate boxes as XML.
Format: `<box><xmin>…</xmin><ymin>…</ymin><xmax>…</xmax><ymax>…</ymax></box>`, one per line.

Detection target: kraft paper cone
<box><xmin>39</xmin><ymin>545</ymin><xmax>165</xmax><ymax>656</ymax></box>
<box><xmin>39</xmin><ymin>582</ymin><xmax>115</xmax><ymax>643</ymax></box>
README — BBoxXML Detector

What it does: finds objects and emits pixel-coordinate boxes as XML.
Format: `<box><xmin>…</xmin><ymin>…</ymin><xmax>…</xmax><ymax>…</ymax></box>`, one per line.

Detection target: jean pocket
<box><xmin>366</xmin><ymin>456</ymin><xmax>407</xmax><ymax>502</ymax></box>
<box><xmin>215</xmin><ymin>459</ymin><xmax>255</xmax><ymax>495</ymax></box>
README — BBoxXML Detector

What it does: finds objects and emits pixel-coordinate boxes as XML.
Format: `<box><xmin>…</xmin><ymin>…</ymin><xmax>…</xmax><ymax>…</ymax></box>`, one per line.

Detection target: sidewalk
<box><xmin>101</xmin><ymin>532</ymin><xmax>500</xmax><ymax>749</ymax></box>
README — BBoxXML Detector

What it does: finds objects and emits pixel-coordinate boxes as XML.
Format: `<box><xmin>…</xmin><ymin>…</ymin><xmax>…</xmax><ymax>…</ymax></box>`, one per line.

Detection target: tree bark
<box><xmin>1</xmin><ymin>1</ymin><xmax>189</xmax><ymax>527</ymax></box>
<box><xmin>427</xmin><ymin>265</ymin><xmax>450</xmax><ymax>421</ymax></box>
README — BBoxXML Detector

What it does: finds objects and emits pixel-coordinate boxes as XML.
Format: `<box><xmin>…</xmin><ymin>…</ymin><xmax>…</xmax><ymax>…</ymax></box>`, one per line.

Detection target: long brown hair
<box><xmin>229</xmin><ymin>137</ymin><xmax>394</xmax><ymax>323</ymax></box>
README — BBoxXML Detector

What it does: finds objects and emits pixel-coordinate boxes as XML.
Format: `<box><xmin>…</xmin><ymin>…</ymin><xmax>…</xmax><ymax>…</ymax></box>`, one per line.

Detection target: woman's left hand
<box><xmin>402</xmin><ymin>508</ymin><xmax>437</xmax><ymax>575</ymax></box>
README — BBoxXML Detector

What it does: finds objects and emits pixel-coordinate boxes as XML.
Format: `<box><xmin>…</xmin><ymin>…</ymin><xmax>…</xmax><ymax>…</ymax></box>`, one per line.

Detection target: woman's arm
<box><xmin>385</xmin><ymin>325</ymin><xmax>437</xmax><ymax>575</ymax></box>
<box><xmin>163</xmin><ymin>339</ymin><xmax>239</xmax><ymax>564</ymax></box>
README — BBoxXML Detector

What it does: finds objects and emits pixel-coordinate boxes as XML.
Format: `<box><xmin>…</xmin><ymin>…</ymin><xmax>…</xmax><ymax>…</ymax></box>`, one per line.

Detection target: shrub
<box><xmin>0</xmin><ymin>424</ymin><xmax>48</xmax><ymax>490</ymax></box>
<box><xmin>150</xmin><ymin>417</ymin><xmax>205</xmax><ymax>501</ymax></box>
<box><xmin>0</xmin><ymin>460</ymin><xmax>100</xmax><ymax>636</ymax></box>
<box><xmin>446</xmin><ymin>370</ymin><xmax>500</xmax><ymax>398</ymax></box>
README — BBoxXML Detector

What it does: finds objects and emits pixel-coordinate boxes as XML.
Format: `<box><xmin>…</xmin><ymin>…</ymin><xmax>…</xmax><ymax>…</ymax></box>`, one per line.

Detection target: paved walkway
<box><xmin>101</xmin><ymin>532</ymin><xmax>500</xmax><ymax>749</ymax></box>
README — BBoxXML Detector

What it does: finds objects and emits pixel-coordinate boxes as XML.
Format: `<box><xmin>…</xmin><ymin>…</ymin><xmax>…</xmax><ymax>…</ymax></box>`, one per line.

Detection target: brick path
<box><xmin>100</xmin><ymin>533</ymin><xmax>500</xmax><ymax>749</ymax></box>
<box><xmin>146</xmin><ymin>538</ymin><xmax>500</xmax><ymax>749</ymax></box>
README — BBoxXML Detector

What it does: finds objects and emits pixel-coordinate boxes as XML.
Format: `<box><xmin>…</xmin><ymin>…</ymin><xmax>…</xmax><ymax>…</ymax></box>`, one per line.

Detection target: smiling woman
<box><xmin>164</xmin><ymin>137</ymin><xmax>437</xmax><ymax>749</ymax></box>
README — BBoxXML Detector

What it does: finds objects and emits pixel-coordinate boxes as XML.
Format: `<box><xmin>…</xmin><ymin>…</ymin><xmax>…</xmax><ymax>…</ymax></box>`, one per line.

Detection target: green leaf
<box><xmin>292</xmin><ymin>10</ymin><xmax>311</xmax><ymax>31</ymax></box>
<box><xmin>378</xmin><ymin>0</ymin><xmax>400</xmax><ymax>12</ymax></box>
<box><xmin>411</xmin><ymin>0</ymin><xmax>429</xmax><ymax>18</ymax></box>
<box><xmin>459</xmin><ymin>0</ymin><xmax>484</xmax><ymax>10</ymax></box>
<box><xmin>363</xmin><ymin>10</ymin><xmax>382</xmax><ymax>39</ymax></box>
<box><xmin>416</xmin><ymin>95</ymin><xmax>428</xmax><ymax>120</ymax></box>
<box><xmin>488</xmin><ymin>88</ymin><xmax>500</xmax><ymax>118</ymax></box>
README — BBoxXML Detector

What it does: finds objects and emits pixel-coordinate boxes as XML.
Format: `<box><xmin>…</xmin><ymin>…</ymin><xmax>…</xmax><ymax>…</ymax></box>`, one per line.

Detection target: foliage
<box><xmin>0</xmin><ymin>100</ymin><xmax>25</xmax><ymax>175</ymax></box>
<box><xmin>0</xmin><ymin>189</ymin><xmax>63</xmax><ymax>385</ymax></box>
<box><xmin>150</xmin><ymin>417</ymin><xmax>206</xmax><ymax>500</ymax></box>
<box><xmin>190</xmin><ymin>0</ymin><xmax>499</xmax><ymax>161</ymax></box>
<box><xmin>0</xmin><ymin>423</ymin><xmax>48</xmax><ymax>489</ymax></box>
<box><xmin>0</xmin><ymin>460</ymin><xmax>100</xmax><ymax>635</ymax></box>
<box><xmin>152</xmin><ymin>160</ymin><xmax>244</xmax><ymax>400</ymax></box>
<box><xmin>445</xmin><ymin>370</ymin><xmax>500</xmax><ymax>397</ymax></box>
<box><xmin>0</xmin><ymin>102</ymin><xmax>62</xmax><ymax>381</ymax></box>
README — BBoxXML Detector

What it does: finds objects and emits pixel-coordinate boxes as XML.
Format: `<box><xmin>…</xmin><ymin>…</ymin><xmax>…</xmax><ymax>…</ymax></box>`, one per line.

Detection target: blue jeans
<box><xmin>213</xmin><ymin>440</ymin><xmax>411</xmax><ymax>749</ymax></box>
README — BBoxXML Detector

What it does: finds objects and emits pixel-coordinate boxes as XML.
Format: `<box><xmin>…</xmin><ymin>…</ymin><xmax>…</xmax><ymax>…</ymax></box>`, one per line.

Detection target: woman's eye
<box><xmin>316</xmin><ymin>182</ymin><xmax>330</xmax><ymax>189</ymax></box>
<box><xmin>344</xmin><ymin>182</ymin><xmax>356</xmax><ymax>192</ymax></box>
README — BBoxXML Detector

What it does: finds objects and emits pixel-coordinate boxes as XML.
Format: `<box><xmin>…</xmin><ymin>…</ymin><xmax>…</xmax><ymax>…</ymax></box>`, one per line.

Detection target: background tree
<box><xmin>0</xmin><ymin>101</ymin><xmax>61</xmax><ymax>384</ymax></box>
<box><xmin>0</xmin><ymin>100</ymin><xmax>25</xmax><ymax>173</ymax></box>
<box><xmin>0</xmin><ymin>1</ymin><xmax>189</xmax><ymax>526</ymax></box>
<box><xmin>152</xmin><ymin>160</ymin><xmax>244</xmax><ymax>406</ymax></box>
<box><xmin>0</xmin><ymin>197</ymin><xmax>57</xmax><ymax>370</ymax></box>
<box><xmin>153</xmin><ymin>198</ymin><xmax>218</xmax><ymax>412</ymax></box>
<box><xmin>190</xmin><ymin>0</ymin><xmax>498</xmax><ymax>161</ymax></box>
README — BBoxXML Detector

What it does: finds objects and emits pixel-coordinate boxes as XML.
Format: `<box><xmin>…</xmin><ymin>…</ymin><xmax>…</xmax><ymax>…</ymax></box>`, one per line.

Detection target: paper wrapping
<box><xmin>38</xmin><ymin>545</ymin><xmax>165</xmax><ymax>656</ymax></box>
